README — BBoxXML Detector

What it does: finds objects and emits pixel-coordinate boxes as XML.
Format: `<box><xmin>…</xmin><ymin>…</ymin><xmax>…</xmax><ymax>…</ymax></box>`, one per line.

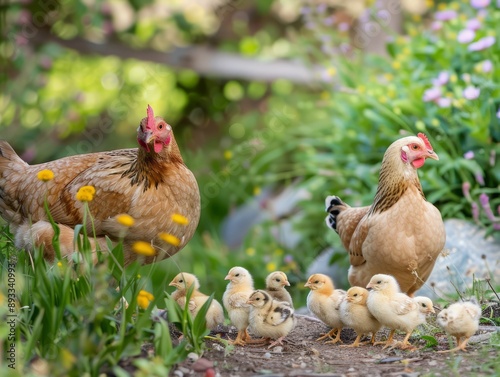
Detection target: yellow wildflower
<box><xmin>159</xmin><ymin>233</ymin><xmax>181</xmax><ymax>247</ymax></box>
<box><xmin>57</xmin><ymin>261</ymin><xmax>63</xmax><ymax>268</ymax></box>
<box><xmin>116</xmin><ymin>214</ymin><xmax>135</xmax><ymax>227</ymax></box>
<box><xmin>137</xmin><ymin>290</ymin><xmax>154</xmax><ymax>309</ymax></box>
<box><xmin>76</xmin><ymin>186</ymin><xmax>95</xmax><ymax>202</ymax></box>
<box><xmin>320</xmin><ymin>91</ymin><xmax>330</xmax><ymax>100</ymax></box>
<box><xmin>266</xmin><ymin>262</ymin><xmax>277</xmax><ymax>272</ymax></box>
<box><xmin>326</xmin><ymin>67</ymin><xmax>336</xmax><ymax>76</ymax></box>
<box><xmin>171</xmin><ymin>213</ymin><xmax>189</xmax><ymax>226</ymax></box>
<box><xmin>253</xmin><ymin>186</ymin><xmax>261</xmax><ymax>196</ymax></box>
<box><xmin>37</xmin><ymin>169</ymin><xmax>54</xmax><ymax>182</ymax></box>
<box><xmin>132</xmin><ymin>241</ymin><xmax>156</xmax><ymax>256</ymax></box>
<box><xmin>391</xmin><ymin>61</ymin><xmax>401</xmax><ymax>70</ymax></box>
<box><xmin>224</xmin><ymin>150</ymin><xmax>233</xmax><ymax>160</ymax></box>
<box><xmin>246</xmin><ymin>247</ymin><xmax>256</xmax><ymax>256</ymax></box>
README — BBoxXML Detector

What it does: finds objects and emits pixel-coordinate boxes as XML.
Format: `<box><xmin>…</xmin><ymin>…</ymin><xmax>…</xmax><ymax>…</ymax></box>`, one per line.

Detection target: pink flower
<box><xmin>437</xmin><ymin>97</ymin><xmax>452</xmax><ymax>108</ymax></box>
<box><xmin>435</xmin><ymin>10</ymin><xmax>457</xmax><ymax>21</ymax></box>
<box><xmin>471</xmin><ymin>0</ymin><xmax>490</xmax><ymax>8</ymax></box>
<box><xmin>475</xmin><ymin>172</ymin><xmax>485</xmax><ymax>185</ymax></box>
<box><xmin>462</xmin><ymin>181</ymin><xmax>472</xmax><ymax>200</ymax></box>
<box><xmin>458</xmin><ymin>29</ymin><xmax>476</xmax><ymax>44</ymax></box>
<box><xmin>463</xmin><ymin>86</ymin><xmax>480</xmax><ymax>100</ymax></box>
<box><xmin>423</xmin><ymin>87</ymin><xmax>442</xmax><ymax>102</ymax></box>
<box><xmin>464</xmin><ymin>151</ymin><xmax>475</xmax><ymax>159</ymax></box>
<box><xmin>431</xmin><ymin>21</ymin><xmax>443</xmax><ymax>31</ymax></box>
<box><xmin>468</xmin><ymin>36</ymin><xmax>496</xmax><ymax>51</ymax></box>
<box><xmin>472</xmin><ymin>202</ymin><xmax>479</xmax><ymax>221</ymax></box>
<box><xmin>432</xmin><ymin>71</ymin><xmax>449</xmax><ymax>86</ymax></box>
<box><xmin>479</xmin><ymin>193</ymin><xmax>498</xmax><ymax>221</ymax></box>
<box><xmin>466</xmin><ymin>19</ymin><xmax>481</xmax><ymax>30</ymax></box>
<box><xmin>481</xmin><ymin>59</ymin><xmax>493</xmax><ymax>72</ymax></box>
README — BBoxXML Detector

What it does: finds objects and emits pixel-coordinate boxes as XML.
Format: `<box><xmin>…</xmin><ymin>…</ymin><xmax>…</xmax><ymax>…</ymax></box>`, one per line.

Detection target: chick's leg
<box><xmin>340</xmin><ymin>334</ymin><xmax>363</xmax><ymax>348</ymax></box>
<box><xmin>389</xmin><ymin>331</ymin><xmax>416</xmax><ymax>350</ymax></box>
<box><xmin>316</xmin><ymin>328</ymin><xmax>338</xmax><ymax>341</ymax></box>
<box><xmin>376</xmin><ymin>329</ymin><xmax>395</xmax><ymax>348</ymax></box>
<box><xmin>438</xmin><ymin>336</ymin><xmax>471</xmax><ymax>353</ymax></box>
<box><xmin>325</xmin><ymin>327</ymin><xmax>343</xmax><ymax>344</ymax></box>
<box><xmin>231</xmin><ymin>329</ymin><xmax>247</xmax><ymax>346</ymax></box>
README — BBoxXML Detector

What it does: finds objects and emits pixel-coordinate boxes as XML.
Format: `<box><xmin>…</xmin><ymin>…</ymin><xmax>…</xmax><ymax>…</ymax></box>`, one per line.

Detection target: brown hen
<box><xmin>325</xmin><ymin>133</ymin><xmax>445</xmax><ymax>296</ymax></box>
<box><xmin>0</xmin><ymin>105</ymin><xmax>200</xmax><ymax>264</ymax></box>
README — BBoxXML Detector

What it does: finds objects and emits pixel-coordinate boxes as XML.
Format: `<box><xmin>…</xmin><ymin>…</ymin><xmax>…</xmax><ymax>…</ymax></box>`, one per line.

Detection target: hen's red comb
<box><xmin>146</xmin><ymin>104</ymin><xmax>155</xmax><ymax>130</ymax></box>
<box><xmin>417</xmin><ymin>133</ymin><xmax>433</xmax><ymax>150</ymax></box>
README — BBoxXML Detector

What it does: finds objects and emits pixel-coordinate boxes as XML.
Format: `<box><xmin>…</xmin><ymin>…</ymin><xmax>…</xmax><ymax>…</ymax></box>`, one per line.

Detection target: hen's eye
<box><xmin>158</xmin><ymin>123</ymin><xmax>164</xmax><ymax>130</ymax></box>
<box><xmin>412</xmin><ymin>144</ymin><xmax>418</xmax><ymax>150</ymax></box>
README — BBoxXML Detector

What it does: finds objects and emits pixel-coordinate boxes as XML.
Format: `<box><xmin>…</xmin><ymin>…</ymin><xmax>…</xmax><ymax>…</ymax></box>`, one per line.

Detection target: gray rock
<box><xmin>416</xmin><ymin>219</ymin><xmax>500</xmax><ymax>299</ymax></box>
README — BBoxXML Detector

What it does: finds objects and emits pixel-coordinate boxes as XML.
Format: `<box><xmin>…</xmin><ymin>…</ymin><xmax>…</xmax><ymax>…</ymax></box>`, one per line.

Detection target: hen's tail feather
<box><xmin>324</xmin><ymin>195</ymin><xmax>346</xmax><ymax>231</ymax></box>
<box><xmin>0</xmin><ymin>141</ymin><xmax>24</xmax><ymax>172</ymax></box>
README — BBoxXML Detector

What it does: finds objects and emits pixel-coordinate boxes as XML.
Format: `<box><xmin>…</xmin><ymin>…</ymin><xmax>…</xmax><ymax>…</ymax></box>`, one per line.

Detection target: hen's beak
<box><xmin>426</xmin><ymin>150</ymin><xmax>439</xmax><ymax>161</ymax></box>
<box><xmin>143</xmin><ymin>130</ymin><xmax>156</xmax><ymax>144</ymax></box>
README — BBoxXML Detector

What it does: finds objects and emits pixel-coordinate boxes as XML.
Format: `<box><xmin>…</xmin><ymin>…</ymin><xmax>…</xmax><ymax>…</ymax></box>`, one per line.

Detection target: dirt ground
<box><xmin>173</xmin><ymin>308</ymin><xmax>500</xmax><ymax>377</ymax></box>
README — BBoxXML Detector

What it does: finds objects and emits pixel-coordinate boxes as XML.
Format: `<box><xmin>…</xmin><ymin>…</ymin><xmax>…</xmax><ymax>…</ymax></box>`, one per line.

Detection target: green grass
<box><xmin>0</xmin><ymin>221</ymin><xmax>214</xmax><ymax>377</ymax></box>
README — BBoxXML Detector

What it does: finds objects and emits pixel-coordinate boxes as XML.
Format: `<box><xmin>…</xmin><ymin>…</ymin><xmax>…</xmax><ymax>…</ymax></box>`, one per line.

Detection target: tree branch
<box><xmin>32</xmin><ymin>29</ymin><xmax>323</xmax><ymax>85</ymax></box>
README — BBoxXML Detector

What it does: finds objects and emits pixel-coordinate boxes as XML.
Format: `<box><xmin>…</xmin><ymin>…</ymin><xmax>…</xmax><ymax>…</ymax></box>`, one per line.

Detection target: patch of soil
<box><xmin>174</xmin><ymin>313</ymin><xmax>499</xmax><ymax>377</ymax></box>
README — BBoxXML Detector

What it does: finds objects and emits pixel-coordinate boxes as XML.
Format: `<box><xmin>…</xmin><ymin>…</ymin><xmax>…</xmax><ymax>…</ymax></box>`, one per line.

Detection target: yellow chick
<box><xmin>265</xmin><ymin>271</ymin><xmax>294</xmax><ymax>307</ymax></box>
<box><xmin>304</xmin><ymin>273</ymin><xmax>346</xmax><ymax>344</ymax></box>
<box><xmin>247</xmin><ymin>290</ymin><xmax>296</xmax><ymax>348</ymax></box>
<box><xmin>366</xmin><ymin>274</ymin><xmax>434</xmax><ymax>349</ymax></box>
<box><xmin>169</xmin><ymin>272</ymin><xmax>225</xmax><ymax>330</ymax></box>
<box><xmin>437</xmin><ymin>299</ymin><xmax>482</xmax><ymax>353</ymax></box>
<box><xmin>339</xmin><ymin>286</ymin><xmax>381</xmax><ymax>347</ymax></box>
<box><xmin>223</xmin><ymin>266</ymin><xmax>255</xmax><ymax>345</ymax></box>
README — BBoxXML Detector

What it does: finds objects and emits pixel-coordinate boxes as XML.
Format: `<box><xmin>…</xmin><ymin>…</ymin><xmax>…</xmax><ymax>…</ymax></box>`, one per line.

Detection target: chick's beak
<box><xmin>168</xmin><ymin>281</ymin><xmax>175</xmax><ymax>286</ymax></box>
<box><xmin>284</xmin><ymin>280</ymin><xmax>290</xmax><ymax>287</ymax></box>
<box><xmin>366</xmin><ymin>283</ymin><xmax>373</xmax><ymax>290</ymax></box>
<box><xmin>224</xmin><ymin>274</ymin><xmax>231</xmax><ymax>281</ymax></box>
<box><xmin>304</xmin><ymin>282</ymin><xmax>310</xmax><ymax>288</ymax></box>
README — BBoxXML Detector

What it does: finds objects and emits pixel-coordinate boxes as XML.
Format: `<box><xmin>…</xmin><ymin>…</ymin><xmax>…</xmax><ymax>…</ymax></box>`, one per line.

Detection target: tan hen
<box><xmin>325</xmin><ymin>133</ymin><xmax>445</xmax><ymax>296</ymax></box>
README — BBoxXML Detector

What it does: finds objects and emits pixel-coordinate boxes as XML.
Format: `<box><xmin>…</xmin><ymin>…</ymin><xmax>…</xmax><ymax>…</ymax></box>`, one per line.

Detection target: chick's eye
<box><xmin>377</xmin><ymin>280</ymin><xmax>381</xmax><ymax>284</ymax></box>
<box><xmin>179</xmin><ymin>279</ymin><xmax>183</xmax><ymax>283</ymax></box>
<box><xmin>235</xmin><ymin>273</ymin><xmax>240</xmax><ymax>277</ymax></box>
<box><xmin>422</xmin><ymin>303</ymin><xmax>427</xmax><ymax>307</ymax></box>
<box><xmin>353</xmin><ymin>293</ymin><xmax>358</xmax><ymax>297</ymax></box>
<box><xmin>276</xmin><ymin>278</ymin><xmax>281</xmax><ymax>282</ymax></box>
<box><xmin>314</xmin><ymin>280</ymin><xmax>319</xmax><ymax>284</ymax></box>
